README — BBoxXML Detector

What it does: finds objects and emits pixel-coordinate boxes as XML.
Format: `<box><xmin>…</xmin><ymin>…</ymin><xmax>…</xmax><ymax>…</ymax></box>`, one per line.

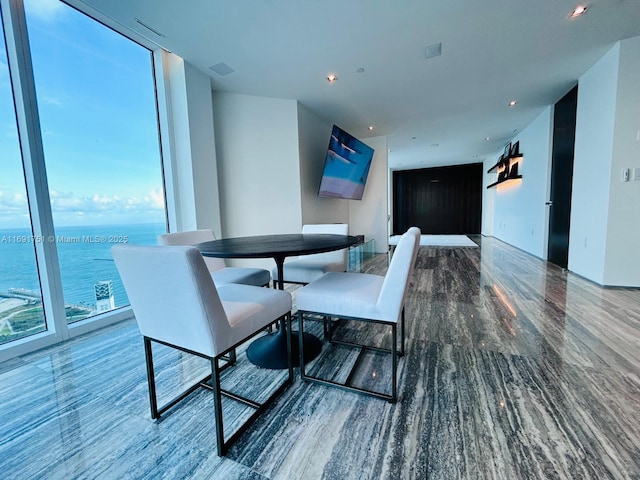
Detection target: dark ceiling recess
<box><xmin>393</xmin><ymin>163</ymin><xmax>483</xmax><ymax>235</ymax></box>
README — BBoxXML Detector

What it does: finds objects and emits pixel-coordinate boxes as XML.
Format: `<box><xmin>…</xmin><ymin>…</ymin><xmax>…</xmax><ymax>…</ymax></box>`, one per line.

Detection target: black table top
<box><xmin>195</xmin><ymin>233</ymin><xmax>360</xmax><ymax>260</ymax></box>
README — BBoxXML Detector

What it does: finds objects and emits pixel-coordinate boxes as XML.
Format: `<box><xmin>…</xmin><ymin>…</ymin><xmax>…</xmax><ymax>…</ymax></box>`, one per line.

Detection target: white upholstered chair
<box><xmin>295</xmin><ymin>227</ymin><xmax>420</xmax><ymax>402</ymax></box>
<box><xmin>112</xmin><ymin>244</ymin><xmax>293</xmax><ymax>456</ymax></box>
<box><xmin>271</xmin><ymin>223</ymin><xmax>349</xmax><ymax>286</ymax></box>
<box><xmin>158</xmin><ymin>229</ymin><xmax>271</xmax><ymax>287</ymax></box>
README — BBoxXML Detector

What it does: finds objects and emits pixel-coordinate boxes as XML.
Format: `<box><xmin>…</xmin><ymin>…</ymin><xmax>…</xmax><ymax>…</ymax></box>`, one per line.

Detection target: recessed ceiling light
<box><xmin>472</xmin><ymin>154</ymin><xmax>479</xmax><ymax>158</ymax></box>
<box><xmin>368</xmin><ymin>126</ymin><xmax>374</xmax><ymax>131</ymax></box>
<box><xmin>430</xmin><ymin>143</ymin><xmax>439</xmax><ymax>147</ymax></box>
<box><xmin>485</xmin><ymin>137</ymin><xmax>491</xmax><ymax>141</ymax></box>
<box><xmin>508</xmin><ymin>100</ymin><xmax>517</xmax><ymax>107</ymax></box>
<box><xmin>411</xmin><ymin>136</ymin><xmax>417</xmax><ymax>140</ymax></box>
<box><xmin>356</xmin><ymin>67</ymin><xmax>365</xmax><ymax>73</ymax></box>
<box><xmin>570</xmin><ymin>5</ymin><xmax>588</xmax><ymax>17</ymax></box>
<box><xmin>326</xmin><ymin>74</ymin><xmax>338</xmax><ymax>83</ymax></box>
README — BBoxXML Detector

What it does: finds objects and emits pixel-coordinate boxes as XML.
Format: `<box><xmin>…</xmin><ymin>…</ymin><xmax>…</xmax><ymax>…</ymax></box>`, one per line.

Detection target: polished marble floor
<box><xmin>1</xmin><ymin>236</ymin><xmax>639</xmax><ymax>479</ymax></box>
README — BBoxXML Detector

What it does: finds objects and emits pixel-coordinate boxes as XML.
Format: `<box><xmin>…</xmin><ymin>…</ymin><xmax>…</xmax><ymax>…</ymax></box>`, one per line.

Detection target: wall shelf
<box><xmin>487</xmin><ymin>142</ymin><xmax>524</xmax><ymax>189</ymax></box>
<box><xmin>487</xmin><ymin>160</ymin><xmax>503</xmax><ymax>174</ymax></box>
<box><xmin>487</xmin><ymin>154</ymin><xmax>524</xmax><ymax>174</ymax></box>
<box><xmin>487</xmin><ymin>175</ymin><xmax>523</xmax><ymax>189</ymax></box>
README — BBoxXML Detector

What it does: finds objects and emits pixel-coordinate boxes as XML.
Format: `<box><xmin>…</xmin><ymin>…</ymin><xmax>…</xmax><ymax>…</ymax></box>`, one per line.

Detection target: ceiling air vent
<box><xmin>209</xmin><ymin>63</ymin><xmax>235</xmax><ymax>76</ymax></box>
<box><xmin>134</xmin><ymin>18</ymin><xmax>165</xmax><ymax>37</ymax></box>
<box><xmin>425</xmin><ymin>43</ymin><xmax>442</xmax><ymax>59</ymax></box>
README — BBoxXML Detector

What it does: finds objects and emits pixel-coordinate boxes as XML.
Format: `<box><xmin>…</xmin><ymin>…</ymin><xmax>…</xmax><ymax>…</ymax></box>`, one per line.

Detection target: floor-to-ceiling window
<box><xmin>0</xmin><ymin>0</ymin><xmax>167</xmax><ymax>350</ymax></box>
<box><xmin>23</xmin><ymin>0</ymin><xmax>167</xmax><ymax>323</ymax></box>
<box><xmin>0</xmin><ymin>13</ymin><xmax>47</xmax><ymax>343</ymax></box>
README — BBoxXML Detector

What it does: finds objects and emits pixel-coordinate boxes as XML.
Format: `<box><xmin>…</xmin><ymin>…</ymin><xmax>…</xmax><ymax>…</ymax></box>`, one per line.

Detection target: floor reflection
<box><xmin>1</xmin><ymin>236</ymin><xmax>639</xmax><ymax>479</ymax></box>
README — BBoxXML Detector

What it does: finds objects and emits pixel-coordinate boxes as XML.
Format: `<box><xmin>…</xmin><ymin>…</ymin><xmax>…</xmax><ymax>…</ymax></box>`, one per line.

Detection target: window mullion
<box><xmin>1</xmin><ymin>0</ymin><xmax>68</xmax><ymax>341</ymax></box>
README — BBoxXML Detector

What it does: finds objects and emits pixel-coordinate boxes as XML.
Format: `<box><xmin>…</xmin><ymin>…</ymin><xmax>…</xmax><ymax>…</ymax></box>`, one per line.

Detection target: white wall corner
<box><xmin>212</xmin><ymin>92</ymin><xmax>302</xmax><ymax>270</ymax></box>
<box><xmin>184</xmin><ymin>62</ymin><xmax>222</xmax><ymax>236</ymax></box>
<box><xmin>602</xmin><ymin>35</ymin><xmax>640</xmax><ymax>286</ymax></box>
<box><xmin>163</xmin><ymin>54</ymin><xmax>195</xmax><ymax>232</ymax></box>
<box><xmin>297</xmin><ymin>104</ymin><xmax>348</xmax><ymax>225</ymax></box>
<box><xmin>348</xmin><ymin>135</ymin><xmax>388</xmax><ymax>252</ymax></box>
<box><xmin>159</xmin><ymin>55</ymin><xmax>221</xmax><ymax>235</ymax></box>
<box><xmin>568</xmin><ymin>43</ymin><xmax>620</xmax><ymax>284</ymax></box>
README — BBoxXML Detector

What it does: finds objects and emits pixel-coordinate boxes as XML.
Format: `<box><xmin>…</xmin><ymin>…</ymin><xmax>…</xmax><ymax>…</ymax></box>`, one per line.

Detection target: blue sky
<box><xmin>0</xmin><ymin>0</ymin><xmax>165</xmax><ymax>228</ymax></box>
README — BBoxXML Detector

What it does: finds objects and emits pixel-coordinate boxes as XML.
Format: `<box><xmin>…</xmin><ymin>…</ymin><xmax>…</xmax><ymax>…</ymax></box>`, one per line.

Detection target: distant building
<box><xmin>94</xmin><ymin>281</ymin><xmax>115</xmax><ymax>312</ymax></box>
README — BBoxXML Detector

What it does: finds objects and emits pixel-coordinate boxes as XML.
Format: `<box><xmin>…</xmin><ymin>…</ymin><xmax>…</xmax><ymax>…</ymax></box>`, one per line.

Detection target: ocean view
<box><xmin>0</xmin><ymin>223</ymin><xmax>166</xmax><ymax>310</ymax></box>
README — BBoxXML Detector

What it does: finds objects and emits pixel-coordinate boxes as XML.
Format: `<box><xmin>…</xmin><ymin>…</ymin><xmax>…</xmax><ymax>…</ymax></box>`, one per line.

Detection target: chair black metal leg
<box><xmin>224</xmin><ymin>348</ymin><xmax>237</xmax><ymax>365</ymax></box>
<box><xmin>143</xmin><ymin>337</ymin><xmax>159</xmax><ymax>419</ymax></box>
<box><xmin>142</xmin><ymin>326</ymin><xmax>293</xmax><ymax>457</ymax></box>
<box><xmin>391</xmin><ymin>324</ymin><xmax>397</xmax><ymax>403</ymax></box>
<box><xmin>400</xmin><ymin>308</ymin><xmax>405</xmax><ymax>357</ymax></box>
<box><xmin>298</xmin><ymin>310</ymin><xmax>399</xmax><ymax>402</ymax></box>
<box><xmin>298</xmin><ymin>311</ymin><xmax>306</xmax><ymax>381</ymax></box>
<box><xmin>286</xmin><ymin>312</ymin><xmax>293</xmax><ymax>383</ymax></box>
<box><xmin>211</xmin><ymin>357</ymin><xmax>226</xmax><ymax>456</ymax></box>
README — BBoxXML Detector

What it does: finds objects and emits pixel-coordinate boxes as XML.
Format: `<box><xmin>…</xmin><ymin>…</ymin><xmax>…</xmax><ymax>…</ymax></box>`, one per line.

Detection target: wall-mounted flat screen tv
<box><xmin>318</xmin><ymin>125</ymin><xmax>374</xmax><ymax>200</ymax></box>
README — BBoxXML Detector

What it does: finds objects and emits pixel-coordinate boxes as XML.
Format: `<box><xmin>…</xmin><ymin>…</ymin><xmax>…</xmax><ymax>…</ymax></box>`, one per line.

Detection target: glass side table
<box><xmin>348</xmin><ymin>238</ymin><xmax>375</xmax><ymax>272</ymax></box>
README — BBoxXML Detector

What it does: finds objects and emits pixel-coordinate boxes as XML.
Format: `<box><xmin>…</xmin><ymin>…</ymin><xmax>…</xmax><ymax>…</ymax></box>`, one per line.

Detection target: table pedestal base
<box><xmin>246</xmin><ymin>329</ymin><xmax>322</xmax><ymax>369</ymax></box>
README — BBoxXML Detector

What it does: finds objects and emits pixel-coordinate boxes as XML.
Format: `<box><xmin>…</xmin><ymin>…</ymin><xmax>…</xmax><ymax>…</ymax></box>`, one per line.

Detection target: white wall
<box><xmin>164</xmin><ymin>56</ymin><xmax>222</xmax><ymax>234</ymax></box>
<box><xmin>484</xmin><ymin>107</ymin><xmax>553</xmax><ymax>259</ymax></box>
<box><xmin>212</xmin><ymin>92</ymin><xmax>302</xmax><ymax>269</ymax></box>
<box><xmin>297</xmin><ymin>107</ymin><xmax>387</xmax><ymax>248</ymax></box>
<box><xmin>482</xmin><ymin>36</ymin><xmax>640</xmax><ymax>287</ymax></box>
<box><xmin>603</xmin><ymin>36</ymin><xmax>640</xmax><ymax>286</ymax></box>
<box><xmin>212</xmin><ymin>92</ymin><xmax>390</xmax><ymax>267</ymax></box>
<box><xmin>187</xmin><ymin>63</ymin><xmax>222</xmax><ymax>234</ymax></box>
<box><xmin>349</xmin><ymin>135</ymin><xmax>388</xmax><ymax>252</ymax></box>
<box><xmin>297</xmin><ymin>104</ymin><xmax>349</xmax><ymax>225</ymax></box>
<box><xmin>568</xmin><ymin>45</ymin><xmax>619</xmax><ymax>284</ymax></box>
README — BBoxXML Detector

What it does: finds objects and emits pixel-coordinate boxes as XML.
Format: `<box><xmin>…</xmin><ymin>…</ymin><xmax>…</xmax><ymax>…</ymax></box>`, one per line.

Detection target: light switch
<box><xmin>633</xmin><ymin>167</ymin><xmax>640</xmax><ymax>181</ymax></box>
<box><xmin>622</xmin><ymin>168</ymin><xmax>630</xmax><ymax>182</ymax></box>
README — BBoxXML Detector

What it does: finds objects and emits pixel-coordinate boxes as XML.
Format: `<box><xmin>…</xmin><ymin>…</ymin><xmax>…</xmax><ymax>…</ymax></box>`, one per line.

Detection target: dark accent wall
<box><xmin>393</xmin><ymin>163</ymin><xmax>483</xmax><ymax>235</ymax></box>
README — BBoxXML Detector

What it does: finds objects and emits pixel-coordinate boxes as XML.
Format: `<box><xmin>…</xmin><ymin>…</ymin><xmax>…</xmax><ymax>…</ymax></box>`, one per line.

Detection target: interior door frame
<box><xmin>546</xmin><ymin>85</ymin><xmax>578</xmax><ymax>268</ymax></box>
<box><xmin>542</xmin><ymin>109</ymin><xmax>554</xmax><ymax>261</ymax></box>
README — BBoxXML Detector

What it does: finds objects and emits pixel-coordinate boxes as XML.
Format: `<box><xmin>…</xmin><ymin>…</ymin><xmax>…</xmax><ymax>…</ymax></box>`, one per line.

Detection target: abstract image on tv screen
<box><xmin>318</xmin><ymin>125</ymin><xmax>375</xmax><ymax>200</ymax></box>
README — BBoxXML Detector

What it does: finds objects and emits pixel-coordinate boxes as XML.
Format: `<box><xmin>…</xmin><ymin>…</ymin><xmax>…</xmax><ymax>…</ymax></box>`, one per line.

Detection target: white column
<box><xmin>158</xmin><ymin>53</ymin><xmax>222</xmax><ymax>235</ymax></box>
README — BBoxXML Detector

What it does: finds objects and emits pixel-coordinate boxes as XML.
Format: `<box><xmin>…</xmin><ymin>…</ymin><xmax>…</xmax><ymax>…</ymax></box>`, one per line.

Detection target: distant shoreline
<box><xmin>0</xmin><ymin>297</ymin><xmax>28</xmax><ymax>315</ymax></box>
<box><xmin>0</xmin><ymin>290</ymin><xmax>93</xmax><ymax>312</ymax></box>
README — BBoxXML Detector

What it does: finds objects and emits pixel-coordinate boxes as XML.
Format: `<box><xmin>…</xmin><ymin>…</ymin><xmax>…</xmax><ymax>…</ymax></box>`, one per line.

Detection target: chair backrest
<box><xmin>301</xmin><ymin>223</ymin><xmax>349</xmax><ymax>266</ymax></box>
<box><xmin>112</xmin><ymin>244</ymin><xmax>230</xmax><ymax>357</ymax></box>
<box><xmin>158</xmin><ymin>229</ymin><xmax>226</xmax><ymax>272</ymax></box>
<box><xmin>406</xmin><ymin>226</ymin><xmax>421</xmax><ymax>267</ymax></box>
<box><xmin>377</xmin><ymin>227</ymin><xmax>420</xmax><ymax>321</ymax></box>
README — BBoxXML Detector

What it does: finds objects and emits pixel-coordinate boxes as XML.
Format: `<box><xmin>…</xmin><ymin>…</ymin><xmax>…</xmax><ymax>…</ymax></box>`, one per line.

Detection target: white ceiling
<box><xmin>77</xmin><ymin>0</ymin><xmax>640</xmax><ymax>170</ymax></box>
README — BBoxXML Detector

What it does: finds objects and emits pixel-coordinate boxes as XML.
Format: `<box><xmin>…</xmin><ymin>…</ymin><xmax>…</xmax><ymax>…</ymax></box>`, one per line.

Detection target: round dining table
<box><xmin>196</xmin><ymin>233</ymin><xmax>360</xmax><ymax>369</ymax></box>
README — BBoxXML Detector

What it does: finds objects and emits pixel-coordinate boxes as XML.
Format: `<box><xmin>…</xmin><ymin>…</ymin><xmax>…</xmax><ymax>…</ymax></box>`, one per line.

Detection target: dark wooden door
<box><xmin>547</xmin><ymin>85</ymin><xmax>578</xmax><ymax>268</ymax></box>
<box><xmin>393</xmin><ymin>163</ymin><xmax>483</xmax><ymax>235</ymax></box>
